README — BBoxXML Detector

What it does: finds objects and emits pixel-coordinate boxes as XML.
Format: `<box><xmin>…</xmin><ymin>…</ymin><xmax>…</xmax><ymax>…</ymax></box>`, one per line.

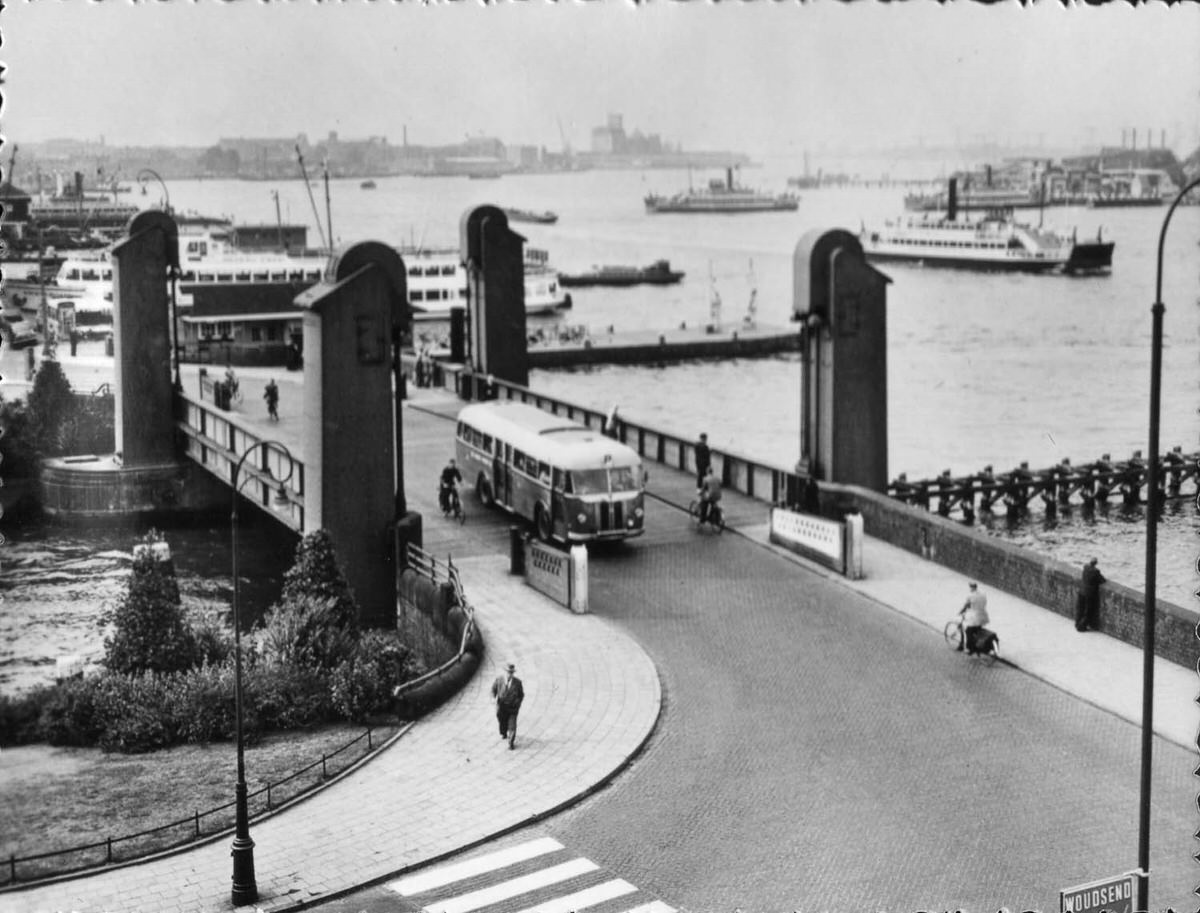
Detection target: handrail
<box><xmin>0</xmin><ymin>727</ymin><xmax>380</xmax><ymax>888</ymax></box>
<box><xmin>393</xmin><ymin>544</ymin><xmax>477</xmax><ymax>701</ymax></box>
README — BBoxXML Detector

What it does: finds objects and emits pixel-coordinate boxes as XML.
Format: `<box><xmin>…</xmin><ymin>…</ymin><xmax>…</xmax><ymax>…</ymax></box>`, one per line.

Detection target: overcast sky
<box><xmin>3</xmin><ymin>1</ymin><xmax>1199</xmax><ymax>157</ymax></box>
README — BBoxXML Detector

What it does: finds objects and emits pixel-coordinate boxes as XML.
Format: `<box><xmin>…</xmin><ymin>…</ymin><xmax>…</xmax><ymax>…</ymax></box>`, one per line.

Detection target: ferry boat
<box><xmin>501</xmin><ymin>207</ymin><xmax>559</xmax><ymax>225</ymax></box>
<box><xmin>41</xmin><ymin>229</ymin><xmax>571</xmax><ymax>328</ymax></box>
<box><xmin>861</xmin><ymin>180</ymin><xmax>1114</xmax><ymax>275</ymax></box>
<box><xmin>559</xmin><ymin>259</ymin><xmax>685</xmax><ymax>288</ymax></box>
<box><xmin>644</xmin><ymin>167</ymin><xmax>799</xmax><ymax>214</ymax></box>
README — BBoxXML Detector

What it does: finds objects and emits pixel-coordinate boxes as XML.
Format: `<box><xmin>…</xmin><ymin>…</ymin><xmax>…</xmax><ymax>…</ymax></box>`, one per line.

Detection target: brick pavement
<box><xmin>2</xmin><ymin>376</ymin><xmax>1194</xmax><ymax>912</ymax></box>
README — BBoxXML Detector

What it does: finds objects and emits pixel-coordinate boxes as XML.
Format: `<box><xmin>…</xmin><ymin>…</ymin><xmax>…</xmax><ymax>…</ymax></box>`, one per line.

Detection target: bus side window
<box><xmin>513</xmin><ymin>451</ymin><xmax>526</xmax><ymax>474</ymax></box>
<box><xmin>552</xmin><ymin>468</ymin><xmax>564</xmax><ymax>491</ymax></box>
<box><xmin>483</xmin><ymin>434</ymin><xmax>493</xmax><ymax>455</ymax></box>
<box><xmin>539</xmin><ymin>462</ymin><xmax>551</xmax><ymax>485</ymax></box>
<box><xmin>562</xmin><ymin>472</ymin><xmax>574</xmax><ymax>494</ymax></box>
<box><xmin>456</xmin><ymin>420</ymin><xmax>465</xmax><ymax>440</ymax></box>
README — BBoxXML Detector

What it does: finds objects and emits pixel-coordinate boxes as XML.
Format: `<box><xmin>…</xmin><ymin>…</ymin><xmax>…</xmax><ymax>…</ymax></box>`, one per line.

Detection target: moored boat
<box><xmin>559</xmin><ymin>259</ymin><xmax>685</xmax><ymax>288</ymax></box>
<box><xmin>502</xmin><ymin>207</ymin><xmax>559</xmax><ymax>225</ymax></box>
<box><xmin>645</xmin><ymin>167</ymin><xmax>798</xmax><ymax>214</ymax></box>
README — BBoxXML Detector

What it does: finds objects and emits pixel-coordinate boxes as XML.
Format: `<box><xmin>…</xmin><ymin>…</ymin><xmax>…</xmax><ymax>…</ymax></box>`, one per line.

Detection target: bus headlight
<box><xmin>576</xmin><ymin>512</ymin><xmax>588</xmax><ymax>525</ymax></box>
<box><xmin>634</xmin><ymin>507</ymin><xmax>644</xmax><ymax>518</ymax></box>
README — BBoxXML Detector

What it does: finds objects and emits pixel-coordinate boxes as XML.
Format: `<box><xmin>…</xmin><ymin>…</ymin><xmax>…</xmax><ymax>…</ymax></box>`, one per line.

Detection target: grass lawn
<box><xmin>0</xmin><ymin>721</ymin><xmax>402</xmax><ymax>885</ymax></box>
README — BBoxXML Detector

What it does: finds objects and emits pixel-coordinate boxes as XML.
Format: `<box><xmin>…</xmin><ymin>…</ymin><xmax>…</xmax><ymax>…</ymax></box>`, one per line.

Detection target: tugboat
<box><xmin>644</xmin><ymin>167</ymin><xmax>798</xmax><ymax>214</ymax></box>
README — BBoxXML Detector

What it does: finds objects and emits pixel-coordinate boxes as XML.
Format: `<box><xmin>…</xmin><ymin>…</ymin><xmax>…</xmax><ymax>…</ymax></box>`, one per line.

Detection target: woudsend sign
<box><xmin>1060</xmin><ymin>870</ymin><xmax>1139</xmax><ymax>913</ymax></box>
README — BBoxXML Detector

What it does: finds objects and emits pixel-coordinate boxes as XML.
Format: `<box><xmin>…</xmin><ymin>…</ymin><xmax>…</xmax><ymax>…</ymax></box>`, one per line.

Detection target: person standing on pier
<box><xmin>1076</xmin><ymin>558</ymin><xmax>1105</xmax><ymax>632</ymax></box>
<box><xmin>264</xmin><ymin>379</ymin><xmax>280</xmax><ymax>421</ymax></box>
<box><xmin>694</xmin><ymin>432</ymin><xmax>711</xmax><ymax>489</ymax></box>
<box><xmin>491</xmin><ymin>662</ymin><xmax>524</xmax><ymax>750</ymax></box>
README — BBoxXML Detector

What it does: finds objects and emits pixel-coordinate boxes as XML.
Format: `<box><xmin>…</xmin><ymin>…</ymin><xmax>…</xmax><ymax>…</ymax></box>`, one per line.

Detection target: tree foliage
<box><xmin>103</xmin><ymin>531</ymin><xmax>198</xmax><ymax>676</ymax></box>
<box><xmin>278</xmin><ymin>529</ymin><xmax>360</xmax><ymax>630</ymax></box>
<box><xmin>26</xmin><ymin>357</ymin><xmax>75</xmax><ymax>458</ymax></box>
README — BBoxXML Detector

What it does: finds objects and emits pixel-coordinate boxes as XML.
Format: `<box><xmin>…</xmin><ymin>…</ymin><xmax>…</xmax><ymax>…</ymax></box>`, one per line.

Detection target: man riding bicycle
<box><xmin>698</xmin><ymin>466</ymin><xmax>722</xmax><ymax>525</ymax></box>
<box><xmin>957</xmin><ymin>581</ymin><xmax>989</xmax><ymax>653</ymax></box>
<box><xmin>439</xmin><ymin>458</ymin><xmax>463</xmax><ymax>514</ymax></box>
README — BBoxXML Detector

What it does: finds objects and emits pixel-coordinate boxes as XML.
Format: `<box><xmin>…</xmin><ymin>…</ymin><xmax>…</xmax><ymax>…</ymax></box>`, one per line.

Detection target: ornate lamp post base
<box><xmin>231</xmin><ymin>835</ymin><xmax>258</xmax><ymax>905</ymax></box>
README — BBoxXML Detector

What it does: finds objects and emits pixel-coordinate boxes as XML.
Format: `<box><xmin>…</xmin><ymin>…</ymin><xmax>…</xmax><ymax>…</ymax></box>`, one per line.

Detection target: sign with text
<box><xmin>525</xmin><ymin>539</ymin><xmax>572</xmax><ymax>608</ymax></box>
<box><xmin>1060</xmin><ymin>870</ymin><xmax>1139</xmax><ymax>913</ymax></box>
<box><xmin>768</xmin><ymin>506</ymin><xmax>845</xmax><ymax>574</ymax></box>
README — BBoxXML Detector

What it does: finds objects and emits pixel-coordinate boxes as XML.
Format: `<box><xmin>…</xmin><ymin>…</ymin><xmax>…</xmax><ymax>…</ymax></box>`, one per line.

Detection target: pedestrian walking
<box><xmin>694</xmin><ymin>432</ymin><xmax>711</xmax><ymax>489</ymax></box>
<box><xmin>491</xmin><ymin>662</ymin><xmax>524</xmax><ymax>749</ymax></box>
<box><xmin>1076</xmin><ymin>557</ymin><xmax>1105</xmax><ymax>632</ymax></box>
<box><xmin>264</xmin><ymin>379</ymin><xmax>280</xmax><ymax>421</ymax></box>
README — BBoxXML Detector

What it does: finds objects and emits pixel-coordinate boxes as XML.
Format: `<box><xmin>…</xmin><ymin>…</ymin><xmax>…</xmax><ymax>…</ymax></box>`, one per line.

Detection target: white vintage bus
<box><xmin>455</xmin><ymin>400</ymin><xmax>646</xmax><ymax>543</ymax></box>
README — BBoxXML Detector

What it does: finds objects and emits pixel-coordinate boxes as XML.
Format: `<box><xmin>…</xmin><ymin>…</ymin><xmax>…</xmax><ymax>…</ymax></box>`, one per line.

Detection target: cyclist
<box><xmin>957</xmin><ymin>581</ymin><xmax>989</xmax><ymax>653</ymax></box>
<box><xmin>224</xmin><ymin>364</ymin><xmax>239</xmax><ymax>397</ymax></box>
<box><xmin>439</xmin><ymin>458</ymin><xmax>463</xmax><ymax>514</ymax></box>
<box><xmin>698</xmin><ymin>465</ymin><xmax>722</xmax><ymax>525</ymax></box>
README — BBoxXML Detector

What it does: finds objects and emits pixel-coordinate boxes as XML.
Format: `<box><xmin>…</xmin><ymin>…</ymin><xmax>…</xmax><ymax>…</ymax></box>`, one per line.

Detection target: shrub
<box><xmin>37</xmin><ymin>676</ymin><xmax>108</xmax><ymax>747</ymax></box>
<box><xmin>0</xmin><ymin>397</ymin><xmax>38</xmax><ymax>479</ymax></box>
<box><xmin>246</xmin><ymin>661</ymin><xmax>332</xmax><ymax>733</ymax></box>
<box><xmin>104</xmin><ymin>532</ymin><xmax>199</xmax><ymax>676</ymax></box>
<box><xmin>0</xmin><ymin>684</ymin><xmax>55</xmax><ymax>746</ymax></box>
<box><xmin>259</xmin><ymin>594</ymin><xmax>357</xmax><ymax>672</ymax></box>
<box><xmin>279</xmin><ymin>530</ymin><xmax>359</xmax><ymax>631</ymax></box>
<box><xmin>94</xmin><ymin>674</ymin><xmax>177</xmax><ymax>754</ymax></box>
<box><xmin>26</xmin><ymin>357</ymin><xmax>75</xmax><ymax>458</ymax></box>
<box><xmin>330</xmin><ymin>630</ymin><xmax>422</xmax><ymax>721</ymax></box>
<box><xmin>167</xmin><ymin>662</ymin><xmax>239</xmax><ymax>744</ymax></box>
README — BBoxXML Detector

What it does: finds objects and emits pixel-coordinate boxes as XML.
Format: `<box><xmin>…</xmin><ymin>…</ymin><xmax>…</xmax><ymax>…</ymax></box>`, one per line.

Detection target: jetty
<box><xmin>524</xmin><ymin>321</ymin><xmax>800</xmax><ymax>369</ymax></box>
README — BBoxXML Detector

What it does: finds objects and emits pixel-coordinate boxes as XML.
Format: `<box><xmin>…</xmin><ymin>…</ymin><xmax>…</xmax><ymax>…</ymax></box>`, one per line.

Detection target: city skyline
<box><xmin>2</xmin><ymin>2</ymin><xmax>1199</xmax><ymax>160</ymax></box>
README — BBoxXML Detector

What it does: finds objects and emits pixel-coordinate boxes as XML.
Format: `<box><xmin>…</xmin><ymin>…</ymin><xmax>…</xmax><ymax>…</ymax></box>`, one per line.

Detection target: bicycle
<box><xmin>440</xmin><ymin>485</ymin><xmax>466</xmax><ymax>525</ymax></box>
<box><xmin>688</xmin><ymin>498</ymin><xmax>725</xmax><ymax>532</ymax></box>
<box><xmin>943</xmin><ymin>618</ymin><xmax>999</xmax><ymax>666</ymax></box>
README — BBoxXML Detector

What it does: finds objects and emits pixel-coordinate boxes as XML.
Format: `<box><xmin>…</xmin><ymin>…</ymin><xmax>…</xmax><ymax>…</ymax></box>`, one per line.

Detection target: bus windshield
<box><xmin>570</xmin><ymin>466</ymin><xmax>641</xmax><ymax>495</ymax></box>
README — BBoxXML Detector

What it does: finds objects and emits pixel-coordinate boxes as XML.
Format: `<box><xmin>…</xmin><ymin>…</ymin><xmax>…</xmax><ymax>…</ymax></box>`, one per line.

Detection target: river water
<box><xmin>2</xmin><ymin>160</ymin><xmax>1197</xmax><ymax>693</ymax></box>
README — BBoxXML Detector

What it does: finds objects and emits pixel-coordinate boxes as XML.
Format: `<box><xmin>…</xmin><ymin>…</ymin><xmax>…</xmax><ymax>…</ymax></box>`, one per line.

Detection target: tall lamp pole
<box><xmin>1136</xmin><ymin>174</ymin><xmax>1200</xmax><ymax>912</ymax></box>
<box><xmin>229</xmin><ymin>440</ymin><xmax>295</xmax><ymax>906</ymax></box>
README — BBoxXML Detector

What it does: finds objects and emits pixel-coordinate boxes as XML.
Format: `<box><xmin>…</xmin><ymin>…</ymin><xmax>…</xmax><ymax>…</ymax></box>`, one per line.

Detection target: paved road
<box><xmin>399</xmin><ymin>394</ymin><xmax>1196</xmax><ymax>913</ymax></box>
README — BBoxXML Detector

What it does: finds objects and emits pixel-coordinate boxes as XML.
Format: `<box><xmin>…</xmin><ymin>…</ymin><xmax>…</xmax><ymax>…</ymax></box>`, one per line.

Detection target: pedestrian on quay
<box><xmin>264</xmin><ymin>378</ymin><xmax>280</xmax><ymax>421</ymax></box>
<box><xmin>694</xmin><ymin>432</ymin><xmax>711</xmax><ymax>489</ymax></box>
<box><xmin>957</xmin><ymin>581</ymin><xmax>989</xmax><ymax>653</ymax></box>
<box><xmin>1076</xmin><ymin>557</ymin><xmax>1105</xmax><ymax>632</ymax></box>
<box><xmin>491</xmin><ymin>662</ymin><xmax>524</xmax><ymax>750</ymax></box>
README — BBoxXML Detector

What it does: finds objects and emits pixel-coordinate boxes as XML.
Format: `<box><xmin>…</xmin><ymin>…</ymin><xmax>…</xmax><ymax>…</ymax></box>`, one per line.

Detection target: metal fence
<box><xmin>2</xmin><ymin>727</ymin><xmax>381</xmax><ymax>888</ymax></box>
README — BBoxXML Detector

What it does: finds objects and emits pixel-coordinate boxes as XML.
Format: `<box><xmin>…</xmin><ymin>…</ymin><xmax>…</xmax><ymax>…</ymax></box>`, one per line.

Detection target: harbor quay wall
<box><xmin>446</xmin><ymin>367</ymin><xmax>1196</xmax><ymax>668</ymax></box>
<box><xmin>816</xmin><ymin>483</ymin><xmax>1197</xmax><ymax>669</ymax></box>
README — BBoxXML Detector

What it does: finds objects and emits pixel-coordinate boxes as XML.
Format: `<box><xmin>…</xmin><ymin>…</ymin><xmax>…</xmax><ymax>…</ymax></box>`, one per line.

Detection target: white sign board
<box><xmin>768</xmin><ymin>506</ymin><xmax>845</xmax><ymax>574</ymax></box>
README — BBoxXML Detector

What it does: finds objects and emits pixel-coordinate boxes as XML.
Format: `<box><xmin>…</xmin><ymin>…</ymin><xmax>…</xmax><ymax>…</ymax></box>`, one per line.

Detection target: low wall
<box><xmin>817</xmin><ymin>482</ymin><xmax>1198</xmax><ymax>668</ymax></box>
<box><xmin>440</xmin><ymin>366</ymin><xmax>1195</xmax><ymax>668</ymax></box>
<box><xmin>39</xmin><ymin>457</ymin><xmax>228</xmax><ymax>522</ymax></box>
<box><xmin>394</xmin><ymin>569</ymin><xmax>483</xmax><ymax>716</ymax></box>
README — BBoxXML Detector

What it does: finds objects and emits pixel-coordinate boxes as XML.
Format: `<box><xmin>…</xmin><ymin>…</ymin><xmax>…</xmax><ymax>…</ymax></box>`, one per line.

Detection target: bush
<box><xmin>279</xmin><ymin>530</ymin><xmax>359</xmax><ymax>631</ymax></box>
<box><xmin>103</xmin><ymin>531</ymin><xmax>199</xmax><ymax>676</ymax></box>
<box><xmin>259</xmin><ymin>594</ymin><xmax>357</xmax><ymax>672</ymax></box>
<box><xmin>93</xmin><ymin>674</ymin><xmax>177</xmax><ymax>754</ymax></box>
<box><xmin>0</xmin><ymin>397</ymin><xmax>38</xmax><ymax>479</ymax></box>
<box><xmin>0</xmin><ymin>684</ymin><xmax>54</xmax><ymax>746</ymax></box>
<box><xmin>246</xmin><ymin>661</ymin><xmax>332</xmax><ymax>733</ymax></box>
<box><xmin>37</xmin><ymin>677</ymin><xmax>108</xmax><ymax>747</ymax></box>
<box><xmin>330</xmin><ymin>630</ymin><xmax>422</xmax><ymax>721</ymax></box>
<box><xmin>26</xmin><ymin>357</ymin><xmax>75</xmax><ymax>458</ymax></box>
<box><xmin>167</xmin><ymin>662</ymin><xmax>239</xmax><ymax>744</ymax></box>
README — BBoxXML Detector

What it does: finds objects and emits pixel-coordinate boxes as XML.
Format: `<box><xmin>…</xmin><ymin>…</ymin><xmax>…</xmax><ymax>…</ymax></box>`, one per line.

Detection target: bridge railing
<box><xmin>175</xmin><ymin>392</ymin><xmax>306</xmax><ymax>531</ymax></box>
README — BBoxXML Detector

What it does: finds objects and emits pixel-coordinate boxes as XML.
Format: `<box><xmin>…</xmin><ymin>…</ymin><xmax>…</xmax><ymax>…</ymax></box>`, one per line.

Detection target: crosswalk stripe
<box><xmin>507</xmin><ymin>877</ymin><xmax>637</xmax><ymax>913</ymax></box>
<box><xmin>619</xmin><ymin>902</ymin><xmax>676</xmax><ymax>913</ymax></box>
<box><xmin>422</xmin><ymin>857</ymin><xmax>599</xmax><ymax>913</ymax></box>
<box><xmin>389</xmin><ymin>837</ymin><xmax>564</xmax><ymax>896</ymax></box>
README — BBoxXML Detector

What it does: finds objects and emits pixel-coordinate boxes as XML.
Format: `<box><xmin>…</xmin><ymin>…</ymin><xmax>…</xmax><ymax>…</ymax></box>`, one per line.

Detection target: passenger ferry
<box><xmin>860</xmin><ymin>181</ymin><xmax>1113</xmax><ymax>275</ymax></box>
<box><xmin>645</xmin><ymin>167</ymin><xmax>798</xmax><ymax>214</ymax></box>
<box><xmin>46</xmin><ymin>229</ymin><xmax>572</xmax><ymax>326</ymax></box>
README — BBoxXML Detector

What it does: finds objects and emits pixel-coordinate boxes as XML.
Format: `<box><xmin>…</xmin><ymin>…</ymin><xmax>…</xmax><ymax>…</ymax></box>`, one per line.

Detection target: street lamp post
<box><xmin>1136</xmin><ymin>174</ymin><xmax>1200</xmax><ymax>913</ymax></box>
<box><xmin>229</xmin><ymin>440</ymin><xmax>295</xmax><ymax>906</ymax></box>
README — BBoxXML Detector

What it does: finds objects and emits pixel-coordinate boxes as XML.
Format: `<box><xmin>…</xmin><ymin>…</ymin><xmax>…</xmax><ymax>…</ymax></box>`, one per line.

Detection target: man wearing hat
<box><xmin>491</xmin><ymin>662</ymin><xmax>525</xmax><ymax>749</ymax></box>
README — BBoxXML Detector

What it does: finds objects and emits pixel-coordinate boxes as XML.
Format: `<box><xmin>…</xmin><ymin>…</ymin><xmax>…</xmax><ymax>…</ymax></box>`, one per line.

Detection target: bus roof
<box><xmin>457</xmin><ymin>401</ymin><xmax>642</xmax><ymax>470</ymax></box>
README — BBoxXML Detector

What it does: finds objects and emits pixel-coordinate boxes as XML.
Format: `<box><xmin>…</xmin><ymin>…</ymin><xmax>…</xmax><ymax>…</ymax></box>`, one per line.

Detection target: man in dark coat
<box><xmin>491</xmin><ymin>662</ymin><xmax>525</xmax><ymax>749</ymax></box>
<box><xmin>1076</xmin><ymin>557</ymin><xmax>1105</xmax><ymax>632</ymax></box>
<box><xmin>694</xmin><ymin>433</ymin><xmax>711</xmax><ymax>489</ymax></box>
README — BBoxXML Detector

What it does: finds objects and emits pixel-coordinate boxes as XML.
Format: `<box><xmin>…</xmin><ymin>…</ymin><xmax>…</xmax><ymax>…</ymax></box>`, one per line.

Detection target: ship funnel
<box><xmin>726</xmin><ymin>166</ymin><xmax>734</xmax><ymax>190</ymax></box>
<box><xmin>947</xmin><ymin>177</ymin><xmax>958</xmax><ymax>221</ymax></box>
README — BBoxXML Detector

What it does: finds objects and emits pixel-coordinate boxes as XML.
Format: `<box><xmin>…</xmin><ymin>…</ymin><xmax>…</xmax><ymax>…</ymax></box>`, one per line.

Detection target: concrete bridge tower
<box><xmin>459</xmin><ymin>205</ymin><xmax>528</xmax><ymax>397</ymax></box>
<box><xmin>793</xmin><ymin>228</ymin><xmax>892</xmax><ymax>492</ymax></box>
<box><xmin>296</xmin><ymin>241</ymin><xmax>414</xmax><ymax>629</ymax></box>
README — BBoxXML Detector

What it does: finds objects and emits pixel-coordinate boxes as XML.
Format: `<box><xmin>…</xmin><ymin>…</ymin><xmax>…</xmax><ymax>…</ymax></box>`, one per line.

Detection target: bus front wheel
<box><xmin>535</xmin><ymin>504</ymin><xmax>553</xmax><ymax>542</ymax></box>
<box><xmin>476</xmin><ymin>474</ymin><xmax>494</xmax><ymax>508</ymax></box>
